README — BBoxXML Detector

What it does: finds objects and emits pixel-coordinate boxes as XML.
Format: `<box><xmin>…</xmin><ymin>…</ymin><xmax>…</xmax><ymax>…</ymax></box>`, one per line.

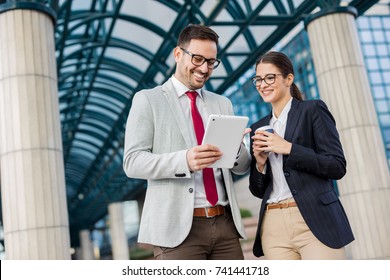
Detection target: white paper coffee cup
<box><xmin>255</xmin><ymin>125</ymin><xmax>274</xmax><ymax>154</ymax></box>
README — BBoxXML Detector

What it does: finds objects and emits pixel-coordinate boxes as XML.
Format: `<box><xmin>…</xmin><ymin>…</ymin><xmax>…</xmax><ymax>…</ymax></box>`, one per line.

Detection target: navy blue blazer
<box><xmin>249</xmin><ymin>98</ymin><xmax>354</xmax><ymax>258</ymax></box>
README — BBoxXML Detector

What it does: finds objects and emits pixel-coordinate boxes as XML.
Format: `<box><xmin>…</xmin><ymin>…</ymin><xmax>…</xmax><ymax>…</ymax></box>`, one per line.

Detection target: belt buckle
<box><xmin>279</xmin><ymin>203</ymin><xmax>288</xmax><ymax>209</ymax></box>
<box><xmin>204</xmin><ymin>207</ymin><xmax>213</xmax><ymax>218</ymax></box>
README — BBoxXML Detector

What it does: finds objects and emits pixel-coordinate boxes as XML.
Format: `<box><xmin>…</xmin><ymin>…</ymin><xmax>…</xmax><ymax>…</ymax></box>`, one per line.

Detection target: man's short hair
<box><xmin>177</xmin><ymin>24</ymin><xmax>219</xmax><ymax>47</ymax></box>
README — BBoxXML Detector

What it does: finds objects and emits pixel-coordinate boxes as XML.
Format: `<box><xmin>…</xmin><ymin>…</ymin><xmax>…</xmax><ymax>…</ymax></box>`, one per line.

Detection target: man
<box><xmin>123</xmin><ymin>24</ymin><xmax>251</xmax><ymax>260</ymax></box>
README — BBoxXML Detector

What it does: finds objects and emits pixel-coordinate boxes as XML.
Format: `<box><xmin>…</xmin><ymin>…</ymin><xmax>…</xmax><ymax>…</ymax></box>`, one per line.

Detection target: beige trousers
<box><xmin>261</xmin><ymin>199</ymin><xmax>346</xmax><ymax>260</ymax></box>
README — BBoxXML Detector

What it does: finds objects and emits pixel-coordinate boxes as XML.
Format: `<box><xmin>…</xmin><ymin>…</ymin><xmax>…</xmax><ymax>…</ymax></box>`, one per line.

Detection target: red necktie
<box><xmin>186</xmin><ymin>91</ymin><xmax>218</xmax><ymax>206</ymax></box>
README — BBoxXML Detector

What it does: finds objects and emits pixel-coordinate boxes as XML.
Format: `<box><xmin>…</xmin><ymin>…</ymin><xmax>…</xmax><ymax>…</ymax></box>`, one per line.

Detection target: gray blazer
<box><xmin>123</xmin><ymin>79</ymin><xmax>251</xmax><ymax>247</ymax></box>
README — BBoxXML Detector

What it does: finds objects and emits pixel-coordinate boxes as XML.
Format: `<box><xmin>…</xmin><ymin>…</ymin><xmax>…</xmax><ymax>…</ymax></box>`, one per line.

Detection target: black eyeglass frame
<box><xmin>180</xmin><ymin>47</ymin><xmax>221</xmax><ymax>69</ymax></box>
<box><xmin>251</xmin><ymin>73</ymin><xmax>284</xmax><ymax>87</ymax></box>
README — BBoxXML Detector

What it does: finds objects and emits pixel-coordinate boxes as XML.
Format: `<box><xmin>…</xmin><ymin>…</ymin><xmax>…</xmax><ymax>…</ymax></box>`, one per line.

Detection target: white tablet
<box><xmin>202</xmin><ymin>114</ymin><xmax>249</xmax><ymax>168</ymax></box>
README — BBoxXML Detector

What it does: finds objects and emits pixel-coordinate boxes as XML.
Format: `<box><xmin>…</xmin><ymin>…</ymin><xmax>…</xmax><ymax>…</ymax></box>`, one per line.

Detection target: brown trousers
<box><xmin>154</xmin><ymin>208</ymin><xmax>244</xmax><ymax>260</ymax></box>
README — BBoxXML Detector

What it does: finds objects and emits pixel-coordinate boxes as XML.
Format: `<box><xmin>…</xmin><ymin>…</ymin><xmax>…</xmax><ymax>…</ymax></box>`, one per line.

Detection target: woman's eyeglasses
<box><xmin>251</xmin><ymin>73</ymin><xmax>283</xmax><ymax>87</ymax></box>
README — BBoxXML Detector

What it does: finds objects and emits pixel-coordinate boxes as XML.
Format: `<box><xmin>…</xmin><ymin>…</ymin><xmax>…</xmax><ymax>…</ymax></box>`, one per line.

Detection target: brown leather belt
<box><xmin>193</xmin><ymin>205</ymin><xmax>225</xmax><ymax>218</ymax></box>
<box><xmin>267</xmin><ymin>201</ymin><xmax>297</xmax><ymax>210</ymax></box>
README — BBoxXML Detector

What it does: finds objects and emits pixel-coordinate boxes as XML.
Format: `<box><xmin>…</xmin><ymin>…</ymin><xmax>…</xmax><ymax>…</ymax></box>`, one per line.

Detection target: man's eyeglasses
<box><xmin>251</xmin><ymin>73</ymin><xmax>283</xmax><ymax>87</ymax></box>
<box><xmin>180</xmin><ymin>47</ymin><xmax>221</xmax><ymax>69</ymax></box>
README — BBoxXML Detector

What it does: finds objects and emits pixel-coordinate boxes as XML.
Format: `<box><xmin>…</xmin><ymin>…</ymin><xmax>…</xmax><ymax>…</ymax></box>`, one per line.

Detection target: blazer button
<box><xmin>189</xmin><ymin>188</ymin><xmax>193</xmax><ymax>193</ymax></box>
<box><xmin>292</xmin><ymin>189</ymin><xmax>297</xmax><ymax>195</ymax></box>
<box><xmin>284</xmin><ymin>171</ymin><xmax>290</xmax><ymax>177</ymax></box>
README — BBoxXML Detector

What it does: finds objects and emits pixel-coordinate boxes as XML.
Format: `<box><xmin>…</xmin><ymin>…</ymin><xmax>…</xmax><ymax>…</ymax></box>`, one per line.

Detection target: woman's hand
<box><xmin>252</xmin><ymin>130</ymin><xmax>292</xmax><ymax>169</ymax></box>
<box><xmin>252</xmin><ymin>130</ymin><xmax>270</xmax><ymax>172</ymax></box>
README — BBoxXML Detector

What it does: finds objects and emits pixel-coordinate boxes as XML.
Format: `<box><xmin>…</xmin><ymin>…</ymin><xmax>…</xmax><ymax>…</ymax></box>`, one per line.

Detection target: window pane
<box><xmin>370</xmin><ymin>17</ymin><xmax>382</xmax><ymax>28</ymax></box>
<box><xmin>360</xmin><ymin>31</ymin><xmax>373</xmax><ymax>43</ymax></box>
<box><xmin>369</xmin><ymin>72</ymin><xmax>382</xmax><ymax>83</ymax></box>
<box><xmin>363</xmin><ymin>44</ymin><xmax>376</xmax><ymax>55</ymax></box>
<box><xmin>376</xmin><ymin>44</ymin><xmax>388</xmax><ymax>56</ymax></box>
<box><xmin>373</xmin><ymin>31</ymin><xmax>385</xmax><ymax>42</ymax></box>
<box><xmin>373</xmin><ymin>86</ymin><xmax>385</xmax><ymax>99</ymax></box>
<box><xmin>380</xmin><ymin>58</ymin><xmax>390</xmax><ymax>70</ymax></box>
<box><xmin>367</xmin><ymin>58</ymin><xmax>379</xmax><ymax>70</ymax></box>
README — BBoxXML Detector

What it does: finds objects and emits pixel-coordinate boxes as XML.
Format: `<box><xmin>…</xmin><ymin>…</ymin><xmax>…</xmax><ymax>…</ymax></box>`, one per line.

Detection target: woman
<box><xmin>249</xmin><ymin>51</ymin><xmax>354</xmax><ymax>260</ymax></box>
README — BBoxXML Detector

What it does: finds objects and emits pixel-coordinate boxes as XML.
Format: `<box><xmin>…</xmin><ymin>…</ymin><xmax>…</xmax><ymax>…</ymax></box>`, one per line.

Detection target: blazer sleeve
<box><xmin>231</xmin><ymin>142</ymin><xmax>251</xmax><ymax>175</ymax></box>
<box><xmin>248</xmin><ymin>123</ymin><xmax>271</xmax><ymax>199</ymax></box>
<box><xmin>123</xmin><ymin>91</ymin><xmax>191</xmax><ymax>180</ymax></box>
<box><xmin>285</xmin><ymin>100</ymin><xmax>346</xmax><ymax>180</ymax></box>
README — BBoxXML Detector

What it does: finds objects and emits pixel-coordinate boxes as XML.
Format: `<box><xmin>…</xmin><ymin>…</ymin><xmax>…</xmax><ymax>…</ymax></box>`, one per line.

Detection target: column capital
<box><xmin>0</xmin><ymin>0</ymin><xmax>57</xmax><ymax>23</ymax></box>
<box><xmin>304</xmin><ymin>6</ymin><xmax>358</xmax><ymax>29</ymax></box>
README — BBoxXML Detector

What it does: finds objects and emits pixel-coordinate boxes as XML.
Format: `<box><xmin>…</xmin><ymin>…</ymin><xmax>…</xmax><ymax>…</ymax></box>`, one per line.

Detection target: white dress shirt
<box><xmin>266</xmin><ymin>97</ymin><xmax>293</xmax><ymax>204</ymax></box>
<box><xmin>171</xmin><ymin>75</ymin><xmax>227</xmax><ymax>208</ymax></box>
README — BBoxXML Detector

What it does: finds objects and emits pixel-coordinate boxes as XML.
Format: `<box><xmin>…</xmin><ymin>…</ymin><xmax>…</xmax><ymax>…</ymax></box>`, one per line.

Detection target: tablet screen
<box><xmin>202</xmin><ymin>114</ymin><xmax>248</xmax><ymax>168</ymax></box>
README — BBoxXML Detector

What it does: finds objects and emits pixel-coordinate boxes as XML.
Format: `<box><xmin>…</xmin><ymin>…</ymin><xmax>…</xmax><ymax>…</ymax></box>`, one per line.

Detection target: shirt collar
<box><xmin>171</xmin><ymin>75</ymin><xmax>203</xmax><ymax>99</ymax></box>
<box><xmin>271</xmin><ymin>97</ymin><xmax>293</xmax><ymax>126</ymax></box>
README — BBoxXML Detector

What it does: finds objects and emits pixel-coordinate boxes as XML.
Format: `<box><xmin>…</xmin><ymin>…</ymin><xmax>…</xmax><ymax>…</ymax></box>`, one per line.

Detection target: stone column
<box><xmin>109</xmin><ymin>202</ymin><xmax>130</xmax><ymax>260</ymax></box>
<box><xmin>305</xmin><ymin>7</ymin><xmax>390</xmax><ymax>259</ymax></box>
<box><xmin>79</xmin><ymin>229</ymin><xmax>95</xmax><ymax>260</ymax></box>
<box><xmin>0</xmin><ymin>7</ymin><xmax>70</xmax><ymax>258</ymax></box>
<box><xmin>73</xmin><ymin>247</ymin><xmax>83</xmax><ymax>260</ymax></box>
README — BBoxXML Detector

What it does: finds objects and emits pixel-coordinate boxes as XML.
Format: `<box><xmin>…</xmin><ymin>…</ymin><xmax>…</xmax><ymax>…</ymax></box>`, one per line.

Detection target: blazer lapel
<box><xmin>284</xmin><ymin>98</ymin><xmax>301</xmax><ymax>143</ymax></box>
<box><xmin>262</xmin><ymin>113</ymin><xmax>272</xmax><ymax>127</ymax></box>
<box><xmin>162</xmin><ymin>80</ymin><xmax>194</xmax><ymax>148</ymax></box>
